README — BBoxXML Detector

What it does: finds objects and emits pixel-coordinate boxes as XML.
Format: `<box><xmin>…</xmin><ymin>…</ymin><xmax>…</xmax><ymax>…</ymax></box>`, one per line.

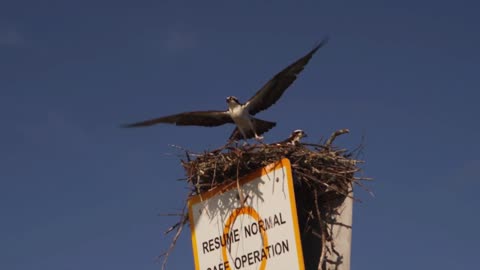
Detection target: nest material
<box><xmin>182</xmin><ymin>130</ymin><xmax>361</xmax><ymax>202</ymax></box>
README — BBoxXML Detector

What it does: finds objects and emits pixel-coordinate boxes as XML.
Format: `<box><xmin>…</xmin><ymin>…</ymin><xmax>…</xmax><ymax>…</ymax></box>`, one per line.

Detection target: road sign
<box><xmin>188</xmin><ymin>158</ymin><xmax>304</xmax><ymax>270</ymax></box>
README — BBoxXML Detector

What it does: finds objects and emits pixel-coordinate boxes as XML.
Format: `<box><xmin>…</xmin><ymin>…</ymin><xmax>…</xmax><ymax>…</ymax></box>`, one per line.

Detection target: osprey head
<box><xmin>226</xmin><ymin>96</ymin><xmax>240</xmax><ymax>105</ymax></box>
<box><xmin>293</xmin><ymin>129</ymin><xmax>307</xmax><ymax>139</ymax></box>
<box><xmin>288</xmin><ymin>129</ymin><xmax>307</xmax><ymax>145</ymax></box>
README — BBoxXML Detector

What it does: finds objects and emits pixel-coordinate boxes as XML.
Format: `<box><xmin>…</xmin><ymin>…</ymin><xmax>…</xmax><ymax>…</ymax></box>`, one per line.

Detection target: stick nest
<box><xmin>182</xmin><ymin>129</ymin><xmax>361</xmax><ymax>201</ymax></box>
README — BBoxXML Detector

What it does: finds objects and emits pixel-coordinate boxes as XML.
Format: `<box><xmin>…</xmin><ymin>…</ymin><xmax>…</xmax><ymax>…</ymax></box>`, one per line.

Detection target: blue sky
<box><xmin>1</xmin><ymin>1</ymin><xmax>479</xmax><ymax>269</ymax></box>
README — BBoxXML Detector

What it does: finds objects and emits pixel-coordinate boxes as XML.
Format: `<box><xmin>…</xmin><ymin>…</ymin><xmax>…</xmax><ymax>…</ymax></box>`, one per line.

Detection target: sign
<box><xmin>188</xmin><ymin>158</ymin><xmax>304</xmax><ymax>270</ymax></box>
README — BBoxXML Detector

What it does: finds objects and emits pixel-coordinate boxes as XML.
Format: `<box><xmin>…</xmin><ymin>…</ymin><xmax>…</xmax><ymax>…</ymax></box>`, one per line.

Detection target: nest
<box><xmin>183</xmin><ymin>129</ymin><xmax>360</xmax><ymax>200</ymax></box>
<box><xmin>160</xmin><ymin>129</ymin><xmax>369</xmax><ymax>270</ymax></box>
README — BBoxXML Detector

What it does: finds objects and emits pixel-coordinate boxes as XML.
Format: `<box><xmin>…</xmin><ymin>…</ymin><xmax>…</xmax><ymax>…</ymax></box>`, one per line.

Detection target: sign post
<box><xmin>188</xmin><ymin>158</ymin><xmax>305</xmax><ymax>270</ymax></box>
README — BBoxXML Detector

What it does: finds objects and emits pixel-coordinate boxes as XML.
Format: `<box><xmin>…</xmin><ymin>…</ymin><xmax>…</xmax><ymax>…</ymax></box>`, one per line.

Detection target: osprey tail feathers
<box><xmin>229</xmin><ymin>118</ymin><xmax>276</xmax><ymax>141</ymax></box>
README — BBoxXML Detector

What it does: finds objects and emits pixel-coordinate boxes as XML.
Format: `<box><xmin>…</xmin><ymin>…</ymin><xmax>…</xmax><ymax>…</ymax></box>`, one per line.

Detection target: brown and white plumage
<box><xmin>123</xmin><ymin>38</ymin><xmax>328</xmax><ymax>141</ymax></box>
<box><xmin>275</xmin><ymin>129</ymin><xmax>308</xmax><ymax>145</ymax></box>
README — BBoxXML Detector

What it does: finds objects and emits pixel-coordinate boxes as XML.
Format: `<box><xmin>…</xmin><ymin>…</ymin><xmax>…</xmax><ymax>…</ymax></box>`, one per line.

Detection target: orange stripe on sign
<box><xmin>221</xmin><ymin>206</ymin><xmax>268</xmax><ymax>270</ymax></box>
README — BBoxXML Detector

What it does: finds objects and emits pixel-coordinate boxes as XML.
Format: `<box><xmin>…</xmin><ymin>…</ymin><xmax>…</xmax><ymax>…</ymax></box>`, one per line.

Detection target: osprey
<box><xmin>275</xmin><ymin>129</ymin><xmax>308</xmax><ymax>145</ymax></box>
<box><xmin>123</xmin><ymin>38</ymin><xmax>328</xmax><ymax>141</ymax></box>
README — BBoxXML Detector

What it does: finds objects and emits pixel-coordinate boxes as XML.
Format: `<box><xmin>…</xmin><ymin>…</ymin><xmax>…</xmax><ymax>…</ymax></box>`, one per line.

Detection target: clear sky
<box><xmin>1</xmin><ymin>1</ymin><xmax>479</xmax><ymax>269</ymax></box>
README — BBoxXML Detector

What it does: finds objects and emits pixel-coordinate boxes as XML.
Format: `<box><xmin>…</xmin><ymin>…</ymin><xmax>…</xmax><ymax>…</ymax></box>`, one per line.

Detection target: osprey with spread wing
<box><xmin>123</xmin><ymin>38</ymin><xmax>328</xmax><ymax>141</ymax></box>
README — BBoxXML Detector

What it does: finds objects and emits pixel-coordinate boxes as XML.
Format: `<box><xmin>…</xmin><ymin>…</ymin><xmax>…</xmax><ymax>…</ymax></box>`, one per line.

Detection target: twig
<box><xmin>158</xmin><ymin>204</ymin><xmax>188</xmax><ymax>270</ymax></box>
<box><xmin>236</xmin><ymin>159</ymin><xmax>245</xmax><ymax>205</ymax></box>
<box><xmin>325</xmin><ymin>129</ymin><xmax>350</xmax><ymax>148</ymax></box>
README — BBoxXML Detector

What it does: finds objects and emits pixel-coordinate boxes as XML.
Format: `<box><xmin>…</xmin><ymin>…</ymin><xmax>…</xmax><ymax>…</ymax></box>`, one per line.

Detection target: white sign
<box><xmin>188</xmin><ymin>158</ymin><xmax>304</xmax><ymax>270</ymax></box>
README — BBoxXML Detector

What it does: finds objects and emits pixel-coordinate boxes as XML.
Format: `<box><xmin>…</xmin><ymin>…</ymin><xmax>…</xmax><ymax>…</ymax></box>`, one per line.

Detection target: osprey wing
<box><xmin>245</xmin><ymin>37</ymin><xmax>328</xmax><ymax>115</ymax></box>
<box><xmin>122</xmin><ymin>110</ymin><xmax>233</xmax><ymax>127</ymax></box>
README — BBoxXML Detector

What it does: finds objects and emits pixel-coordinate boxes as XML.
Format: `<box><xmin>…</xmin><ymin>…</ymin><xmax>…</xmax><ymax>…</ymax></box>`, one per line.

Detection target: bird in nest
<box><xmin>274</xmin><ymin>129</ymin><xmax>308</xmax><ymax>146</ymax></box>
